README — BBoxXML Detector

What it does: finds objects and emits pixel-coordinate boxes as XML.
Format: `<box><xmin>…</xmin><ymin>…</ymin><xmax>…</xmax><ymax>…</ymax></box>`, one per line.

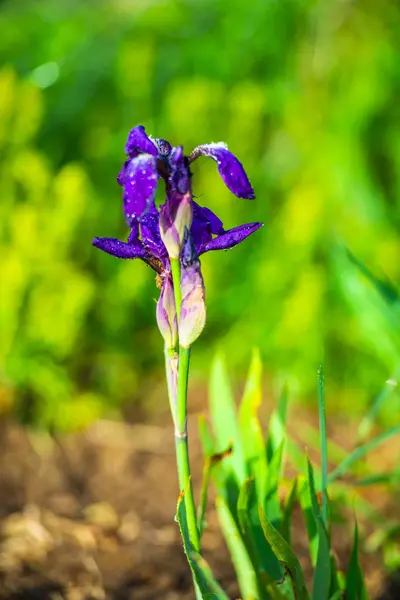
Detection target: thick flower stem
<box><xmin>169</xmin><ymin>258</ymin><xmax>201</xmax><ymax>556</ymax></box>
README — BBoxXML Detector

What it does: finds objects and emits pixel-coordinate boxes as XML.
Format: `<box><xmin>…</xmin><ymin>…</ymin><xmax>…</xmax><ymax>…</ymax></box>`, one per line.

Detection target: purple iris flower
<box><xmin>116</xmin><ymin>125</ymin><xmax>255</xmax><ymax>227</ymax></box>
<box><xmin>93</xmin><ymin>125</ymin><xmax>262</xmax><ymax>271</ymax></box>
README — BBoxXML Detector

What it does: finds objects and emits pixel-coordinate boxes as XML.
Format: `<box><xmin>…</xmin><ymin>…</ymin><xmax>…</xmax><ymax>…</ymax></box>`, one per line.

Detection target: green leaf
<box><xmin>306</xmin><ymin>458</ymin><xmax>331</xmax><ymax>600</ymax></box>
<box><xmin>197</xmin><ymin>457</ymin><xmax>212</xmax><ymax>540</ymax></box>
<box><xmin>216</xmin><ymin>495</ymin><xmax>260</xmax><ymax>599</ymax></box>
<box><xmin>176</xmin><ymin>494</ymin><xmax>229</xmax><ymax>599</ymax></box>
<box><xmin>346</xmin><ymin>520</ymin><xmax>369</xmax><ymax>600</ymax></box>
<box><xmin>265</xmin><ymin>440</ymin><xmax>285</xmax><ymax>526</ymax></box>
<box><xmin>237</xmin><ymin>478</ymin><xmax>286</xmax><ymax>597</ymax></box>
<box><xmin>258</xmin><ymin>505</ymin><xmax>311</xmax><ymax>600</ymax></box>
<box><xmin>318</xmin><ymin>365</ymin><xmax>329</xmax><ymax>527</ymax></box>
<box><xmin>267</xmin><ymin>384</ymin><xmax>289</xmax><ymax>462</ymax></box>
<box><xmin>282</xmin><ymin>478</ymin><xmax>298</xmax><ymax>544</ymax></box>
<box><xmin>328</xmin><ymin>425</ymin><xmax>400</xmax><ymax>483</ymax></box>
<box><xmin>209</xmin><ymin>353</ymin><xmax>246</xmax><ymax>484</ymax></box>
<box><xmin>298</xmin><ymin>476</ymin><xmax>318</xmax><ymax>566</ymax></box>
<box><xmin>239</xmin><ymin>349</ymin><xmax>268</xmax><ymax>498</ymax></box>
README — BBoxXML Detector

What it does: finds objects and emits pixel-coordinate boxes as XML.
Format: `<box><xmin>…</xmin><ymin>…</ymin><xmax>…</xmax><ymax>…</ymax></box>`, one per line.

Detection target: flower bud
<box><xmin>178</xmin><ymin>235</ymin><xmax>206</xmax><ymax>348</ymax></box>
<box><xmin>156</xmin><ymin>274</ymin><xmax>178</xmax><ymax>349</ymax></box>
<box><xmin>159</xmin><ymin>192</ymin><xmax>193</xmax><ymax>259</ymax></box>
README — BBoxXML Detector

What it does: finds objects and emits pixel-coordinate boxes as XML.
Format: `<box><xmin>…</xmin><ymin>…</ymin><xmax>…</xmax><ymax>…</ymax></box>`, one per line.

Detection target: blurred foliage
<box><xmin>1</xmin><ymin>0</ymin><xmax>400</xmax><ymax>428</ymax></box>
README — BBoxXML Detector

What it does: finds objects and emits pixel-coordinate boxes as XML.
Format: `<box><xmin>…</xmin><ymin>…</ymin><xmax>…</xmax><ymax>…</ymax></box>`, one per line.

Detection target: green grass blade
<box><xmin>345</xmin><ymin>520</ymin><xmax>369</xmax><ymax>600</ymax></box>
<box><xmin>317</xmin><ymin>365</ymin><xmax>329</xmax><ymax>527</ymax></box>
<box><xmin>216</xmin><ymin>495</ymin><xmax>260</xmax><ymax>599</ymax></box>
<box><xmin>258</xmin><ymin>505</ymin><xmax>311</xmax><ymax>600</ymax></box>
<box><xmin>237</xmin><ymin>477</ymin><xmax>286</xmax><ymax>594</ymax></box>
<box><xmin>239</xmin><ymin>349</ymin><xmax>268</xmax><ymax>497</ymax></box>
<box><xmin>265</xmin><ymin>440</ymin><xmax>285</xmax><ymax>526</ymax></box>
<box><xmin>197</xmin><ymin>458</ymin><xmax>212</xmax><ymax>540</ymax></box>
<box><xmin>298</xmin><ymin>476</ymin><xmax>319</xmax><ymax>566</ymax></box>
<box><xmin>209</xmin><ymin>352</ymin><xmax>246</xmax><ymax>483</ymax></box>
<box><xmin>282</xmin><ymin>478</ymin><xmax>298</xmax><ymax>544</ymax></box>
<box><xmin>176</xmin><ymin>494</ymin><xmax>229</xmax><ymax>599</ymax></box>
<box><xmin>307</xmin><ymin>458</ymin><xmax>331</xmax><ymax>600</ymax></box>
<box><xmin>267</xmin><ymin>384</ymin><xmax>289</xmax><ymax>462</ymax></box>
<box><xmin>328</xmin><ymin>425</ymin><xmax>400</xmax><ymax>483</ymax></box>
<box><xmin>357</xmin><ymin>371</ymin><xmax>399</xmax><ymax>443</ymax></box>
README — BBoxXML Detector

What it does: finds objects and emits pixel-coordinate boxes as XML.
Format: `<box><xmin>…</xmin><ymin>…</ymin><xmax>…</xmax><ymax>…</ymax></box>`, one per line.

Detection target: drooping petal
<box><xmin>118</xmin><ymin>154</ymin><xmax>159</xmax><ymax>224</ymax></box>
<box><xmin>191</xmin><ymin>202</ymin><xmax>224</xmax><ymax>254</ymax></box>
<box><xmin>193</xmin><ymin>203</ymin><xmax>224</xmax><ymax>235</ymax></box>
<box><xmin>200</xmin><ymin>222</ymin><xmax>263</xmax><ymax>255</ymax></box>
<box><xmin>189</xmin><ymin>142</ymin><xmax>255</xmax><ymax>199</ymax></box>
<box><xmin>125</xmin><ymin>125</ymin><xmax>158</xmax><ymax>157</ymax></box>
<box><xmin>92</xmin><ymin>237</ymin><xmax>147</xmax><ymax>260</ymax></box>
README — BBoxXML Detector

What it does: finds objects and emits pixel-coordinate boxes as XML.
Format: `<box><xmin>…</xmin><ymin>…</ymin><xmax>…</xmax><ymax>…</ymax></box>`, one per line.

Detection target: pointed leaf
<box><xmin>176</xmin><ymin>494</ymin><xmax>229</xmax><ymax>599</ymax></box>
<box><xmin>346</xmin><ymin>520</ymin><xmax>369</xmax><ymax>600</ymax></box>
<box><xmin>216</xmin><ymin>495</ymin><xmax>260</xmax><ymax>599</ymax></box>
<box><xmin>209</xmin><ymin>353</ymin><xmax>246</xmax><ymax>484</ymax></box>
<box><xmin>258</xmin><ymin>506</ymin><xmax>311</xmax><ymax>600</ymax></box>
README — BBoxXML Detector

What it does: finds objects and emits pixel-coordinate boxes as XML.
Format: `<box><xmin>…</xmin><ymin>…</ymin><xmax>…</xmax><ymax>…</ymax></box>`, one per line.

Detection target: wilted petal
<box><xmin>156</xmin><ymin>275</ymin><xmax>178</xmax><ymax>349</ymax></box>
<box><xmin>189</xmin><ymin>142</ymin><xmax>255</xmax><ymax>199</ymax></box>
<box><xmin>92</xmin><ymin>237</ymin><xmax>147</xmax><ymax>260</ymax></box>
<box><xmin>200</xmin><ymin>222</ymin><xmax>263</xmax><ymax>255</ymax></box>
<box><xmin>119</xmin><ymin>154</ymin><xmax>159</xmax><ymax>224</ymax></box>
<box><xmin>125</xmin><ymin>125</ymin><xmax>158</xmax><ymax>157</ymax></box>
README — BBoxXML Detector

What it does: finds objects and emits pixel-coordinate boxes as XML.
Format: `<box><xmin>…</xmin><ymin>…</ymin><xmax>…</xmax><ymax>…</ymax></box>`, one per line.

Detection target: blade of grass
<box><xmin>317</xmin><ymin>365</ymin><xmax>329</xmax><ymax>527</ymax></box>
<box><xmin>328</xmin><ymin>425</ymin><xmax>400</xmax><ymax>483</ymax></box>
<box><xmin>209</xmin><ymin>353</ymin><xmax>246</xmax><ymax>484</ymax></box>
<box><xmin>307</xmin><ymin>457</ymin><xmax>331</xmax><ymax>600</ymax></box>
<box><xmin>357</xmin><ymin>371</ymin><xmax>399</xmax><ymax>443</ymax></box>
<box><xmin>345</xmin><ymin>519</ymin><xmax>369</xmax><ymax>600</ymax></box>
<box><xmin>216</xmin><ymin>495</ymin><xmax>260</xmax><ymax>599</ymax></box>
<box><xmin>239</xmin><ymin>349</ymin><xmax>268</xmax><ymax>498</ymax></box>
<box><xmin>267</xmin><ymin>383</ymin><xmax>289</xmax><ymax>461</ymax></box>
<box><xmin>282</xmin><ymin>477</ymin><xmax>298</xmax><ymax>545</ymax></box>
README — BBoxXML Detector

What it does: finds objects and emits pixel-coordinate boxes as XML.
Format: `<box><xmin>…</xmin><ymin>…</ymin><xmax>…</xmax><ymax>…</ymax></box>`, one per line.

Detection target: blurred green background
<box><xmin>1</xmin><ymin>0</ymin><xmax>399</xmax><ymax>430</ymax></box>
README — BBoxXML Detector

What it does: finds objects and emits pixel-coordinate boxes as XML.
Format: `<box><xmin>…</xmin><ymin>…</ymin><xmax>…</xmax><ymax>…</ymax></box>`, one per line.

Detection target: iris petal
<box><xmin>200</xmin><ymin>222</ymin><xmax>262</xmax><ymax>254</ymax></box>
<box><xmin>92</xmin><ymin>237</ymin><xmax>147</xmax><ymax>259</ymax></box>
<box><xmin>190</xmin><ymin>143</ymin><xmax>255</xmax><ymax>199</ymax></box>
<box><xmin>118</xmin><ymin>154</ymin><xmax>159</xmax><ymax>224</ymax></box>
<box><xmin>125</xmin><ymin>125</ymin><xmax>158</xmax><ymax>157</ymax></box>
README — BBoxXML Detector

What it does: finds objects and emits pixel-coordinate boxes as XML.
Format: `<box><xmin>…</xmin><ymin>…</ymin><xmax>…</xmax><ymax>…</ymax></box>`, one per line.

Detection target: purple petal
<box><xmin>200</xmin><ymin>222</ymin><xmax>263</xmax><ymax>254</ymax></box>
<box><xmin>119</xmin><ymin>155</ymin><xmax>159</xmax><ymax>224</ymax></box>
<box><xmin>92</xmin><ymin>237</ymin><xmax>147</xmax><ymax>260</ymax></box>
<box><xmin>190</xmin><ymin>143</ymin><xmax>255</xmax><ymax>199</ymax></box>
<box><xmin>140</xmin><ymin>203</ymin><xmax>168</xmax><ymax>260</ymax></box>
<box><xmin>125</xmin><ymin>125</ymin><xmax>158</xmax><ymax>157</ymax></box>
<box><xmin>191</xmin><ymin>203</ymin><xmax>224</xmax><ymax>254</ymax></box>
<box><xmin>193</xmin><ymin>203</ymin><xmax>224</xmax><ymax>235</ymax></box>
<box><xmin>154</xmin><ymin>138</ymin><xmax>172</xmax><ymax>157</ymax></box>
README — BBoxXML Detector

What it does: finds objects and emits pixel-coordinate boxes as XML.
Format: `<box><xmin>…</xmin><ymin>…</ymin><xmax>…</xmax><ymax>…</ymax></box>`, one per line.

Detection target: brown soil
<box><xmin>0</xmin><ymin>401</ymin><xmax>398</xmax><ymax>600</ymax></box>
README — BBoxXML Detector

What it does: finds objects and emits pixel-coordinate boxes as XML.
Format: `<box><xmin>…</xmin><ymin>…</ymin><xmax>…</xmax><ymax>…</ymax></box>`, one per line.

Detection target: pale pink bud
<box><xmin>178</xmin><ymin>236</ymin><xmax>206</xmax><ymax>348</ymax></box>
<box><xmin>159</xmin><ymin>191</ymin><xmax>193</xmax><ymax>259</ymax></box>
<box><xmin>156</xmin><ymin>274</ymin><xmax>178</xmax><ymax>348</ymax></box>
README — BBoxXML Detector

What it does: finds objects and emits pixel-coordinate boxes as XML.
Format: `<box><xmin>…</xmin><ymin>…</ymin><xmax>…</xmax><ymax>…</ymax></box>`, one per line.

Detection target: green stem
<box><xmin>169</xmin><ymin>257</ymin><xmax>201</xmax><ymax>555</ymax></box>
